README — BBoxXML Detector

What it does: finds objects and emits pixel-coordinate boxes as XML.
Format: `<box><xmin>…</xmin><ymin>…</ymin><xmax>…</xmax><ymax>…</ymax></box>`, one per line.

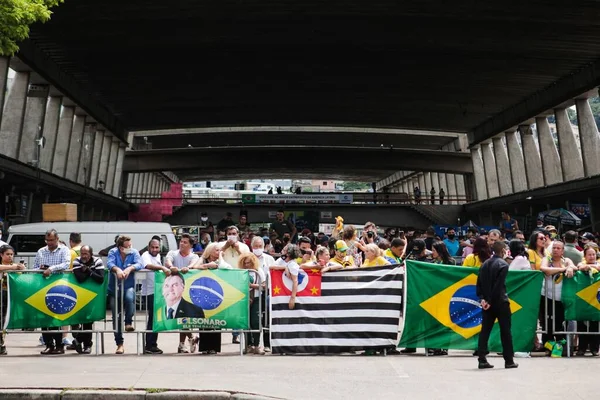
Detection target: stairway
<box><xmin>128</xmin><ymin>183</ymin><xmax>183</xmax><ymax>222</ymax></box>
<box><xmin>410</xmin><ymin>204</ymin><xmax>463</xmax><ymax>226</ymax></box>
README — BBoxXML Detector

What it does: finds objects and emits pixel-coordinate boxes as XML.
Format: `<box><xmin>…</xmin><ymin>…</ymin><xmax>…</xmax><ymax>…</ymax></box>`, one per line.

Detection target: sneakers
<box><xmin>82</xmin><ymin>347</ymin><xmax>92</xmax><ymax>355</ymax></box>
<box><xmin>178</xmin><ymin>342</ymin><xmax>190</xmax><ymax>353</ymax></box>
<box><xmin>0</xmin><ymin>346</ymin><xmax>7</xmax><ymax>355</ymax></box>
<box><xmin>38</xmin><ymin>336</ymin><xmax>45</xmax><ymax>346</ymax></box>
<box><xmin>188</xmin><ymin>336</ymin><xmax>198</xmax><ymax>354</ymax></box>
<box><xmin>62</xmin><ymin>338</ymin><xmax>72</xmax><ymax>346</ymax></box>
<box><xmin>66</xmin><ymin>339</ymin><xmax>78</xmax><ymax>351</ymax></box>
<box><xmin>400</xmin><ymin>348</ymin><xmax>416</xmax><ymax>354</ymax></box>
<box><xmin>125</xmin><ymin>325</ymin><xmax>135</xmax><ymax>332</ymax></box>
<box><xmin>244</xmin><ymin>346</ymin><xmax>256</xmax><ymax>355</ymax></box>
<box><xmin>255</xmin><ymin>347</ymin><xmax>266</xmax><ymax>355</ymax></box>
<box><xmin>144</xmin><ymin>346</ymin><xmax>164</xmax><ymax>355</ymax></box>
<box><xmin>115</xmin><ymin>345</ymin><xmax>124</xmax><ymax>354</ymax></box>
<box><xmin>40</xmin><ymin>347</ymin><xmax>54</xmax><ymax>355</ymax></box>
<box><xmin>264</xmin><ymin>347</ymin><xmax>271</xmax><ymax>353</ymax></box>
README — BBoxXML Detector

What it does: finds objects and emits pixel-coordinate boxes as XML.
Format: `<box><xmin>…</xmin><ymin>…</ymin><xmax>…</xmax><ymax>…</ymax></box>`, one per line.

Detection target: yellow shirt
<box><xmin>462</xmin><ymin>254</ymin><xmax>482</xmax><ymax>268</ymax></box>
<box><xmin>527</xmin><ymin>249</ymin><xmax>543</xmax><ymax>271</ymax></box>
<box><xmin>69</xmin><ymin>245</ymin><xmax>82</xmax><ymax>269</ymax></box>
<box><xmin>362</xmin><ymin>256</ymin><xmax>389</xmax><ymax>268</ymax></box>
<box><xmin>331</xmin><ymin>256</ymin><xmax>354</xmax><ymax>268</ymax></box>
<box><xmin>384</xmin><ymin>248</ymin><xmax>402</xmax><ymax>264</ymax></box>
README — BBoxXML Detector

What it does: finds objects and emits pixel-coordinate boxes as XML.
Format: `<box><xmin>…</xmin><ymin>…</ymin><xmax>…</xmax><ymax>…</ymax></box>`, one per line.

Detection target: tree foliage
<box><xmin>0</xmin><ymin>0</ymin><xmax>63</xmax><ymax>56</ymax></box>
<box><xmin>342</xmin><ymin>182</ymin><xmax>371</xmax><ymax>192</ymax></box>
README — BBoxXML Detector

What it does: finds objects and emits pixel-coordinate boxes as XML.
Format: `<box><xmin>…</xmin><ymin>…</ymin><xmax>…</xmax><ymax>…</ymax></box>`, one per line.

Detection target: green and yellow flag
<box><xmin>5</xmin><ymin>272</ymin><xmax>107</xmax><ymax>329</ymax></box>
<box><xmin>399</xmin><ymin>260</ymin><xmax>543</xmax><ymax>352</ymax></box>
<box><xmin>153</xmin><ymin>269</ymin><xmax>249</xmax><ymax>332</ymax></box>
<box><xmin>562</xmin><ymin>271</ymin><xmax>600</xmax><ymax>321</ymax></box>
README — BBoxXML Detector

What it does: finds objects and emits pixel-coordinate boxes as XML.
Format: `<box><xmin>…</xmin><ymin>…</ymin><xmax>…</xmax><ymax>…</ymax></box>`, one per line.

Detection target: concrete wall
<box><xmin>167</xmin><ymin>204</ymin><xmax>451</xmax><ymax>229</ymax></box>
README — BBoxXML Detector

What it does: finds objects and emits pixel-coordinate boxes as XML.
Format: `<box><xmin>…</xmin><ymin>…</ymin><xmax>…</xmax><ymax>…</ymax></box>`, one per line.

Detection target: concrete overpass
<box><xmin>1</xmin><ymin>1</ymin><xmax>600</xmax><ymax>225</ymax></box>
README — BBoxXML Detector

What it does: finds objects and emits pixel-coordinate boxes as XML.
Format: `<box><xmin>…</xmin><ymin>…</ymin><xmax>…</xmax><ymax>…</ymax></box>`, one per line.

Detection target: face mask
<box><xmin>122</xmin><ymin>248</ymin><xmax>132</xmax><ymax>255</ymax></box>
<box><xmin>201</xmin><ymin>217</ymin><xmax>208</xmax><ymax>222</ymax></box>
<box><xmin>227</xmin><ymin>235</ymin><xmax>238</xmax><ymax>243</ymax></box>
<box><xmin>283</xmin><ymin>236</ymin><xmax>290</xmax><ymax>243</ymax></box>
<box><xmin>448</xmin><ymin>234</ymin><xmax>455</xmax><ymax>239</ymax></box>
<box><xmin>252</xmin><ymin>248</ymin><xmax>264</xmax><ymax>257</ymax></box>
<box><xmin>201</xmin><ymin>240</ymin><xmax>209</xmax><ymax>245</ymax></box>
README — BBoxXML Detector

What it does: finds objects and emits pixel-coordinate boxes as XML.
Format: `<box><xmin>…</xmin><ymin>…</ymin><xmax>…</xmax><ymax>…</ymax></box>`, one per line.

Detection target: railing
<box><xmin>124</xmin><ymin>192</ymin><xmax>471</xmax><ymax>205</ymax></box>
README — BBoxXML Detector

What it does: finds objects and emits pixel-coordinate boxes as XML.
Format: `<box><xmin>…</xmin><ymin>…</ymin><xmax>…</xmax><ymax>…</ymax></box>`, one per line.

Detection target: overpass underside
<box><xmin>0</xmin><ymin>0</ymin><xmax>599</xmax><ymax>218</ymax></box>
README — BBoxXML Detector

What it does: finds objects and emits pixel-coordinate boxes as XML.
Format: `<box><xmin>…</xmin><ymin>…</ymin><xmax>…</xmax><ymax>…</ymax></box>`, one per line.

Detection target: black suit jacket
<box><xmin>168</xmin><ymin>299</ymin><xmax>205</xmax><ymax>319</ymax></box>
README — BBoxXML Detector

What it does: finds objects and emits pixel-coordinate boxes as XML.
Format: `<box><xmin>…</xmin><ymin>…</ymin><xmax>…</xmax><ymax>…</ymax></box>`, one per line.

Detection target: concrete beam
<box><xmin>51</xmin><ymin>105</ymin><xmax>75</xmax><ymax>177</ymax></box>
<box><xmin>469</xmin><ymin>57</ymin><xmax>600</xmax><ymax>146</ymax></box>
<box><xmin>535</xmin><ymin>116</ymin><xmax>563</xmax><ymax>186</ymax></box>
<box><xmin>124</xmin><ymin>147</ymin><xmax>474</xmax><ymax>178</ymax></box>
<box><xmin>39</xmin><ymin>96</ymin><xmax>62</xmax><ymax>172</ymax></box>
<box><xmin>0</xmin><ymin>71</ymin><xmax>29</xmax><ymax>159</ymax></box>
<box><xmin>575</xmin><ymin>98</ymin><xmax>600</xmax><ymax>177</ymax></box>
<box><xmin>519</xmin><ymin>125</ymin><xmax>544</xmax><ymax>190</ymax></box>
<box><xmin>555</xmin><ymin>108</ymin><xmax>584</xmax><ymax>181</ymax></box>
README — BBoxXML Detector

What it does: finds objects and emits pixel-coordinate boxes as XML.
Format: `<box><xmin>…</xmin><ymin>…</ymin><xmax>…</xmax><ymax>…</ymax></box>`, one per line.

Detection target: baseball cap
<box><xmin>545</xmin><ymin>225</ymin><xmax>557</xmax><ymax>232</ymax></box>
<box><xmin>334</xmin><ymin>240</ymin><xmax>348</xmax><ymax>252</ymax></box>
<box><xmin>581</xmin><ymin>232</ymin><xmax>595</xmax><ymax>241</ymax></box>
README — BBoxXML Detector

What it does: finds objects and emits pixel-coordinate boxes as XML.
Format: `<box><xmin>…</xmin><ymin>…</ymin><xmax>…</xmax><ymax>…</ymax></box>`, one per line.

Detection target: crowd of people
<box><xmin>1</xmin><ymin>209</ymin><xmax>599</xmax><ymax>359</ymax></box>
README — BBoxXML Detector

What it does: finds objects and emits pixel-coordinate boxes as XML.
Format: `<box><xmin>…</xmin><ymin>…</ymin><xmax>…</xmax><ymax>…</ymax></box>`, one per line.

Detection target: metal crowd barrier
<box><xmin>0</xmin><ymin>268</ymin><xmax>265</xmax><ymax>356</ymax></box>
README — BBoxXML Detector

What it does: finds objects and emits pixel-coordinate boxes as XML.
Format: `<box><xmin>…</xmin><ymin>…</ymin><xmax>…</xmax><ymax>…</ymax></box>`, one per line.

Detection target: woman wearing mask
<box><xmin>362</xmin><ymin>244</ymin><xmax>391</xmax><ymax>268</ymax></box>
<box><xmin>250</xmin><ymin>236</ymin><xmax>274</xmax><ymax>352</ymax></box>
<box><xmin>575</xmin><ymin>246</ymin><xmax>600</xmax><ymax>356</ymax></box>
<box><xmin>238</xmin><ymin>253</ymin><xmax>266</xmax><ymax>355</ymax></box>
<box><xmin>191</xmin><ymin>243</ymin><xmax>231</xmax><ymax>354</ymax></box>
<box><xmin>462</xmin><ymin>237</ymin><xmax>492</xmax><ymax>268</ymax></box>
<box><xmin>305</xmin><ymin>246</ymin><xmax>339</xmax><ymax>272</ymax></box>
<box><xmin>509</xmin><ymin>240</ymin><xmax>531</xmax><ymax>270</ymax></box>
<box><xmin>431</xmin><ymin>241</ymin><xmax>456</xmax><ymax>265</ymax></box>
<box><xmin>0</xmin><ymin>245</ymin><xmax>26</xmax><ymax>355</ymax></box>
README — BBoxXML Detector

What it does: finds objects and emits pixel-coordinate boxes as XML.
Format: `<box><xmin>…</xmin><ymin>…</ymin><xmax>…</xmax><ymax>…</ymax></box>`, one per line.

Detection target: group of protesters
<box><xmin>1</xmin><ymin>209</ymin><xmax>600</xmax><ymax>358</ymax></box>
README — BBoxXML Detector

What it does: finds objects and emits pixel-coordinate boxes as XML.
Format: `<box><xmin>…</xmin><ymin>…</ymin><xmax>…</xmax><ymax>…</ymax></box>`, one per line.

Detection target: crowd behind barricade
<box><xmin>0</xmin><ymin>208</ymin><xmax>599</xmax><ymax>359</ymax></box>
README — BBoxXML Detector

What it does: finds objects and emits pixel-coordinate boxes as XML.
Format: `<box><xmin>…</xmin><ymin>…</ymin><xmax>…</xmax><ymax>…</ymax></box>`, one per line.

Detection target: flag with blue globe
<box><xmin>153</xmin><ymin>269</ymin><xmax>249</xmax><ymax>332</ymax></box>
<box><xmin>399</xmin><ymin>260</ymin><xmax>542</xmax><ymax>352</ymax></box>
<box><xmin>5</xmin><ymin>272</ymin><xmax>107</xmax><ymax>329</ymax></box>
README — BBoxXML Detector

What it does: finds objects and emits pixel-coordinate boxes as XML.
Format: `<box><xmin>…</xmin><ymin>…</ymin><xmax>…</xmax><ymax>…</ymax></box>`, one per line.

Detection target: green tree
<box><xmin>0</xmin><ymin>0</ymin><xmax>63</xmax><ymax>56</ymax></box>
<box><xmin>342</xmin><ymin>182</ymin><xmax>371</xmax><ymax>191</ymax></box>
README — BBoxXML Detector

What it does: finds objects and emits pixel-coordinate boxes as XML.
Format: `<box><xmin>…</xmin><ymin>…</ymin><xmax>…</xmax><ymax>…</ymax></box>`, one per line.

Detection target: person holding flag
<box><xmin>574</xmin><ymin>245</ymin><xmax>600</xmax><ymax>356</ymax></box>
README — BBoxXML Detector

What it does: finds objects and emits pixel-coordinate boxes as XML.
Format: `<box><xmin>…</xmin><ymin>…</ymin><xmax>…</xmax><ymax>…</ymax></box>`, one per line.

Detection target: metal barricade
<box><xmin>0</xmin><ymin>269</ymin><xmax>118</xmax><ymax>356</ymax></box>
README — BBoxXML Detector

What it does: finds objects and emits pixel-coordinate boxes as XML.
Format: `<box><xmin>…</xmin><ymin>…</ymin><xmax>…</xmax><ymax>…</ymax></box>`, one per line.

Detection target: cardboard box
<box><xmin>42</xmin><ymin>203</ymin><xmax>78</xmax><ymax>222</ymax></box>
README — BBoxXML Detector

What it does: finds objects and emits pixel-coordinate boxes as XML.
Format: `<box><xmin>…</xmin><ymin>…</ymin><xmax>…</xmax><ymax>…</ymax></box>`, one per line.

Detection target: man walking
<box><xmin>476</xmin><ymin>241</ymin><xmax>518</xmax><ymax>369</ymax></box>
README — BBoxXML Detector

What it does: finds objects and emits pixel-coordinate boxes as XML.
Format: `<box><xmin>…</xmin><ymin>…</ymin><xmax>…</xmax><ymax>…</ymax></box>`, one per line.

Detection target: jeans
<box><xmin>110</xmin><ymin>286</ymin><xmax>135</xmax><ymax>345</ymax></box>
<box><xmin>478</xmin><ymin>302</ymin><xmax>514</xmax><ymax>364</ymax></box>
<box><xmin>73</xmin><ymin>323</ymin><xmax>94</xmax><ymax>347</ymax></box>
<box><xmin>539</xmin><ymin>296</ymin><xmax>565</xmax><ymax>344</ymax></box>
<box><xmin>261</xmin><ymin>293</ymin><xmax>270</xmax><ymax>348</ymax></box>
<box><xmin>144</xmin><ymin>295</ymin><xmax>158</xmax><ymax>349</ymax></box>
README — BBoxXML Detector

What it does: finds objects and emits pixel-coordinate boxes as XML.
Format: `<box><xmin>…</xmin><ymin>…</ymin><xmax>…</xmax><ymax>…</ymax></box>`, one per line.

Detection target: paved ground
<box><xmin>0</xmin><ymin>328</ymin><xmax>596</xmax><ymax>400</ymax></box>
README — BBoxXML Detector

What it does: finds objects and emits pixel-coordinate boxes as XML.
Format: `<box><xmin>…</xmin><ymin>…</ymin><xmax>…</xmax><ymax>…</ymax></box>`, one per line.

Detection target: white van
<box><xmin>6</xmin><ymin>222</ymin><xmax>177</xmax><ymax>268</ymax></box>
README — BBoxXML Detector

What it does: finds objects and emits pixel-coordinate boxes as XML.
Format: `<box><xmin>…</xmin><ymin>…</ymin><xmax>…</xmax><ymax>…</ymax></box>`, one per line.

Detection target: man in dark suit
<box><xmin>162</xmin><ymin>274</ymin><xmax>204</xmax><ymax>320</ymax></box>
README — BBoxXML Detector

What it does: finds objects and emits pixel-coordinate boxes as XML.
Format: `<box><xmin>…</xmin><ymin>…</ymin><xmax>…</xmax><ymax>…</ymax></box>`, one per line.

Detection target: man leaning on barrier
<box><xmin>72</xmin><ymin>245</ymin><xmax>105</xmax><ymax>354</ymax></box>
<box><xmin>34</xmin><ymin>229</ymin><xmax>71</xmax><ymax>355</ymax></box>
<box><xmin>107</xmin><ymin>235</ymin><xmax>143</xmax><ymax>355</ymax></box>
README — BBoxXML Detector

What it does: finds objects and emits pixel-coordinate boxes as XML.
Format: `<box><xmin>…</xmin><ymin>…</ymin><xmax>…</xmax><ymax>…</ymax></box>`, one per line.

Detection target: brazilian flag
<box><xmin>562</xmin><ymin>271</ymin><xmax>600</xmax><ymax>321</ymax></box>
<box><xmin>153</xmin><ymin>269</ymin><xmax>249</xmax><ymax>332</ymax></box>
<box><xmin>5</xmin><ymin>272</ymin><xmax>108</xmax><ymax>329</ymax></box>
<box><xmin>399</xmin><ymin>261</ymin><xmax>543</xmax><ymax>352</ymax></box>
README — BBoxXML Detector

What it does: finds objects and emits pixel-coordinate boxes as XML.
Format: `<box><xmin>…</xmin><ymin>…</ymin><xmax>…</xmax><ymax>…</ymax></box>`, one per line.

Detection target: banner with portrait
<box><xmin>153</xmin><ymin>269</ymin><xmax>249</xmax><ymax>332</ymax></box>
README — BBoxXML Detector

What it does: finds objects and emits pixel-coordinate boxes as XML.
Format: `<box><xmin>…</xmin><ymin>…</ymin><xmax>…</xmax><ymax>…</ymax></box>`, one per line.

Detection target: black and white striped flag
<box><xmin>269</xmin><ymin>265</ymin><xmax>403</xmax><ymax>354</ymax></box>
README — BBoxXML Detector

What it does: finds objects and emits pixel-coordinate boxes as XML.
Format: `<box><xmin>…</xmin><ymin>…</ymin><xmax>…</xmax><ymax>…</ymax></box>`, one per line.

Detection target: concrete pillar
<box><xmin>78</xmin><ymin>123</ymin><xmax>97</xmax><ymax>185</ymax></box>
<box><xmin>0</xmin><ymin>71</ymin><xmax>29</xmax><ymax>158</ymax></box>
<box><xmin>480</xmin><ymin>142</ymin><xmax>500</xmax><ymax>198</ymax></box>
<box><xmin>492</xmin><ymin>136</ymin><xmax>513</xmax><ymax>196</ymax></box>
<box><xmin>519</xmin><ymin>125</ymin><xmax>544</xmax><ymax>189</ymax></box>
<box><xmin>126</xmin><ymin>172</ymin><xmax>134</xmax><ymax>198</ymax></box>
<box><xmin>446</xmin><ymin>174</ymin><xmax>457</xmax><ymax>204</ymax></box>
<box><xmin>535</xmin><ymin>116</ymin><xmax>563</xmax><ymax>186</ymax></box>
<box><xmin>456</xmin><ymin>175</ymin><xmax>467</xmax><ymax>202</ymax></box>
<box><xmin>17</xmin><ymin>86</ymin><xmax>48</xmax><ymax>165</ymax></box>
<box><xmin>143</xmin><ymin>173</ymin><xmax>151</xmax><ymax>202</ymax></box>
<box><xmin>0</xmin><ymin>57</ymin><xmax>9</xmax><ymax>125</ymax></box>
<box><xmin>65</xmin><ymin>114</ymin><xmax>86</xmax><ymax>182</ymax></box>
<box><xmin>89</xmin><ymin>129</ymin><xmax>104</xmax><ymax>188</ymax></box>
<box><xmin>105</xmin><ymin>138</ymin><xmax>119</xmax><ymax>196</ymax></box>
<box><xmin>576</xmin><ymin>98</ymin><xmax>600</xmax><ymax>177</ymax></box>
<box><xmin>39</xmin><ymin>96</ymin><xmax>62</xmax><ymax>172</ymax></box>
<box><xmin>555</xmin><ymin>108</ymin><xmax>584</xmax><ymax>181</ymax></box>
<box><xmin>97</xmin><ymin>132</ymin><xmax>112</xmax><ymax>191</ymax></box>
<box><xmin>112</xmin><ymin>145</ymin><xmax>126</xmax><ymax>197</ymax></box>
<box><xmin>129</xmin><ymin>173</ymin><xmax>139</xmax><ymax>200</ymax></box>
<box><xmin>438</xmin><ymin>173</ymin><xmax>447</xmax><ymax>203</ymax></box>
<box><xmin>51</xmin><ymin>105</ymin><xmax>75</xmax><ymax>177</ymax></box>
<box><xmin>505</xmin><ymin>130</ymin><xmax>528</xmax><ymax>192</ymax></box>
<box><xmin>470</xmin><ymin>147</ymin><xmax>487</xmax><ymax>200</ymax></box>
<box><xmin>418</xmin><ymin>174</ymin><xmax>425</xmax><ymax>195</ymax></box>
<box><xmin>431</xmin><ymin>172</ymin><xmax>439</xmax><ymax>194</ymax></box>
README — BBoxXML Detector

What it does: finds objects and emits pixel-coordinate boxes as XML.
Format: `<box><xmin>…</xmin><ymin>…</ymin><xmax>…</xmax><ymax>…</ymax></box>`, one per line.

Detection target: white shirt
<box><xmin>221</xmin><ymin>242</ymin><xmax>250</xmax><ymax>268</ymax></box>
<box><xmin>166</xmin><ymin>299</ymin><xmax>182</xmax><ymax>319</ymax></box>
<box><xmin>541</xmin><ymin>258</ymin><xmax>566</xmax><ymax>301</ymax></box>
<box><xmin>166</xmin><ymin>250</ymin><xmax>200</xmax><ymax>269</ymax></box>
<box><xmin>0</xmin><ymin>240</ymin><xmax>7</xmax><ymax>247</ymax></box>
<box><xmin>251</xmin><ymin>268</ymin><xmax>267</xmax><ymax>298</ymax></box>
<box><xmin>140</xmin><ymin>251</ymin><xmax>162</xmax><ymax>296</ymax></box>
<box><xmin>274</xmin><ymin>257</ymin><xmax>300</xmax><ymax>276</ymax></box>
<box><xmin>257</xmin><ymin>253</ymin><xmax>275</xmax><ymax>285</ymax></box>
<box><xmin>509</xmin><ymin>255</ymin><xmax>531</xmax><ymax>271</ymax></box>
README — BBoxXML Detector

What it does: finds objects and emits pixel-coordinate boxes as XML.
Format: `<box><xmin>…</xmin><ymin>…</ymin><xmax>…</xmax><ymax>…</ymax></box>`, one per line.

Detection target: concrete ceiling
<box><xmin>16</xmin><ymin>0</ymin><xmax>600</xmax><ymax>180</ymax></box>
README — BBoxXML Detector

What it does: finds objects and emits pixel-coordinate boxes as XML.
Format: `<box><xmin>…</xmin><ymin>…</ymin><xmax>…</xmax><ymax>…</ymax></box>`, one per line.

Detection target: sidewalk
<box><xmin>0</xmin><ymin>331</ymin><xmax>596</xmax><ymax>400</ymax></box>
